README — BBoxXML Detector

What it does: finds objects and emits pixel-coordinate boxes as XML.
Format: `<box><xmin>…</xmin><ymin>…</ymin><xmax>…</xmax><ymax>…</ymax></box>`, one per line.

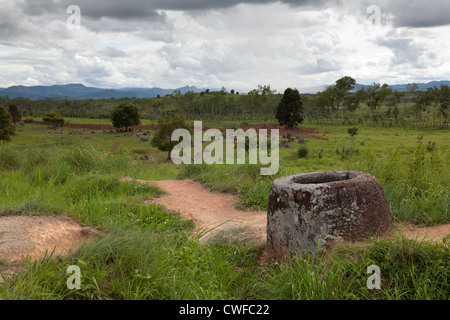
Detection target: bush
<box><xmin>151</xmin><ymin>113</ymin><xmax>190</xmax><ymax>160</ymax></box>
<box><xmin>297</xmin><ymin>146</ymin><xmax>308</xmax><ymax>158</ymax></box>
<box><xmin>347</xmin><ymin>127</ymin><xmax>359</xmax><ymax>137</ymax></box>
<box><xmin>43</xmin><ymin>112</ymin><xmax>65</xmax><ymax>128</ymax></box>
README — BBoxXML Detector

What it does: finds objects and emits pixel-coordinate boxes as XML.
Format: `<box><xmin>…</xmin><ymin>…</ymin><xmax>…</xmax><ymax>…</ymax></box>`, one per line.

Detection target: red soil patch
<box><xmin>203</xmin><ymin>124</ymin><xmax>327</xmax><ymax>140</ymax></box>
<box><xmin>32</xmin><ymin>120</ymin><xmax>157</xmax><ymax>131</ymax></box>
<box><xmin>241</xmin><ymin>124</ymin><xmax>327</xmax><ymax>140</ymax></box>
<box><xmin>0</xmin><ymin>215</ymin><xmax>98</xmax><ymax>263</ymax></box>
<box><xmin>32</xmin><ymin>121</ymin><xmax>326</xmax><ymax>140</ymax></box>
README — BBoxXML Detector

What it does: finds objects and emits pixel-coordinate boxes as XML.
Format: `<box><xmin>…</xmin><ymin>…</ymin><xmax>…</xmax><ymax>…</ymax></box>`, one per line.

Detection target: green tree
<box><xmin>413</xmin><ymin>91</ymin><xmax>430</xmax><ymax>123</ymax></box>
<box><xmin>275</xmin><ymin>88</ymin><xmax>304</xmax><ymax>128</ymax></box>
<box><xmin>438</xmin><ymin>84</ymin><xmax>449</xmax><ymax>124</ymax></box>
<box><xmin>0</xmin><ymin>106</ymin><xmax>16</xmax><ymax>143</ymax></box>
<box><xmin>365</xmin><ymin>83</ymin><xmax>392</xmax><ymax>123</ymax></box>
<box><xmin>385</xmin><ymin>90</ymin><xmax>403</xmax><ymax>124</ymax></box>
<box><xmin>110</xmin><ymin>103</ymin><xmax>141</xmax><ymax>131</ymax></box>
<box><xmin>334</xmin><ymin>76</ymin><xmax>356</xmax><ymax>124</ymax></box>
<box><xmin>151</xmin><ymin>113</ymin><xmax>191</xmax><ymax>160</ymax></box>
<box><xmin>344</xmin><ymin>91</ymin><xmax>363</xmax><ymax>121</ymax></box>
<box><xmin>43</xmin><ymin>112</ymin><xmax>65</xmax><ymax>128</ymax></box>
<box><xmin>314</xmin><ymin>86</ymin><xmax>338</xmax><ymax>118</ymax></box>
<box><xmin>8</xmin><ymin>102</ymin><xmax>22</xmax><ymax>125</ymax></box>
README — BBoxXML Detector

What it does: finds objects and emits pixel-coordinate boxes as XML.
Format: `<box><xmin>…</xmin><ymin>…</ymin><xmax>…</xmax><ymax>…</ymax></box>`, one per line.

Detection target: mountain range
<box><xmin>0</xmin><ymin>84</ymin><xmax>206</xmax><ymax>100</ymax></box>
<box><xmin>300</xmin><ymin>80</ymin><xmax>450</xmax><ymax>94</ymax></box>
<box><xmin>352</xmin><ymin>81</ymin><xmax>450</xmax><ymax>92</ymax></box>
<box><xmin>1</xmin><ymin>81</ymin><xmax>450</xmax><ymax>100</ymax></box>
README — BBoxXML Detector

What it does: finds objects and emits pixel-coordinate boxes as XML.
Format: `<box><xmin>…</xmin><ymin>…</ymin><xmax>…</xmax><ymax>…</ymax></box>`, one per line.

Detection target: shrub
<box><xmin>151</xmin><ymin>113</ymin><xmax>190</xmax><ymax>160</ymax></box>
<box><xmin>43</xmin><ymin>112</ymin><xmax>65</xmax><ymax>128</ymax></box>
<box><xmin>297</xmin><ymin>146</ymin><xmax>308</xmax><ymax>158</ymax></box>
<box><xmin>347</xmin><ymin>127</ymin><xmax>359</xmax><ymax>137</ymax></box>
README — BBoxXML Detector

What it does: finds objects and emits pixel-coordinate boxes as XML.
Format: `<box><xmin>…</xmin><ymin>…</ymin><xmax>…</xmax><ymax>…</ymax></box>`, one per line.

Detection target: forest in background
<box><xmin>1</xmin><ymin>80</ymin><xmax>449</xmax><ymax>127</ymax></box>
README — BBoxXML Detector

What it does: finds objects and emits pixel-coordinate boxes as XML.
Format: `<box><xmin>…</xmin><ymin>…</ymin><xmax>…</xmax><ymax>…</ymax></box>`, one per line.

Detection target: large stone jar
<box><xmin>267</xmin><ymin>171</ymin><xmax>392</xmax><ymax>262</ymax></box>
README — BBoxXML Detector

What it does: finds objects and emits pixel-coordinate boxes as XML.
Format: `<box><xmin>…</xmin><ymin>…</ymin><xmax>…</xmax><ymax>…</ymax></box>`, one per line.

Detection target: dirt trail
<box><xmin>123</xmin><ymin>177</ymin><xmax>450</xmax><ymax>245</ymax></box>
<box><xmin>121</xmin><ymin>178</ymin><xmax>267</xmax><ymax>243</ymax></box>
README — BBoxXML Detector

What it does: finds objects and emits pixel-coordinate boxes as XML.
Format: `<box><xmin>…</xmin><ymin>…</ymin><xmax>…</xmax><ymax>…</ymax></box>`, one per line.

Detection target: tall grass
<box><xmin>1</xmin><ymin>127</ymin><xmax>448</xmax><ymax>300</ymax></box>
<box><xmin>1</xmin><ymin>143</ymin><xmax>262</xmax><ymax>300</ymax></box>
<box><xmin>349</xmin><ymin>135</ymin><xmax>449</xmax><ymax>224</ymax></box>
<box><xmin>256</xmin><ymin>236</ymin><xmax>449</xmax><ymax>300</ymax></box>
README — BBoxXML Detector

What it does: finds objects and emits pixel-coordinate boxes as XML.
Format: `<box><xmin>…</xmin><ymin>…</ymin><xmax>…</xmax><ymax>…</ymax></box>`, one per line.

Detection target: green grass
<box><xmin>0</xmin><ymin>121</ymin><xmax>448</xmax><ymax>300</ymax></box>
<box><xmin>256</xmin><ymin>236</ymin><xmax>449</xmax><ymax>300</ymax></box>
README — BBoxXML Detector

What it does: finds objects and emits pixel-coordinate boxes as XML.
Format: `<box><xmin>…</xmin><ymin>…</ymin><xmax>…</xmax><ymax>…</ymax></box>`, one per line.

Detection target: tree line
<box><xmin>0</xmin><ymin>78</ymin><xmax>449</xmax><ymax>126</ymax></box>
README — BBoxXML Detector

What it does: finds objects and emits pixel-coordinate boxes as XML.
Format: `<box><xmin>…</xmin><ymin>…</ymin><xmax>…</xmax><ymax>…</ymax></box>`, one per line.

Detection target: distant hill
<box><xmin>1</xmin><ymin>81</ymin><xmax>450</xmax><ymax>99</ymax></box>
<box><xmin>351</xmin><ymin>81</ymin><xmax>450</xmax><ymax>93</ymax></box>
<box><xmin>300</xmin><ymin>80</ymin><xmax>450</xmax><ymax>94</ymax></box>
<box><xmin>0</xmin><ymin>84</ymin><xmax>206</xmax><ymax>100</ymax></box>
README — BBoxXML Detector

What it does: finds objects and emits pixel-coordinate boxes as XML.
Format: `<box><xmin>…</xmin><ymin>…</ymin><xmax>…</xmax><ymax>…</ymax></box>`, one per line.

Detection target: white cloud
<box><xmin>0</xmin><ymin>0</ymin><xmax>449</xmax><ymax>91</ymax></box>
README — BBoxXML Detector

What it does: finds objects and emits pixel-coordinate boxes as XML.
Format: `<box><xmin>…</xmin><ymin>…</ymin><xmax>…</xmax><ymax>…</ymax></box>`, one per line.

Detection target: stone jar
<box><xmin>267</xmin><ymin>171</ymin><xmax>392</xmax><ymax>261</ymax></box>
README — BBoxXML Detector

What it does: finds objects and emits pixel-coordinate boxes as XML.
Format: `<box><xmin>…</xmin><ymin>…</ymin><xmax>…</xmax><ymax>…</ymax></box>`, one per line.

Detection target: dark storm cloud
<box><xmin>21</xmin><ymin>0</ymin><xmax>162</xmax><ymax>20</ymax></box>
<box><xmin>389</xmin><ymin>2</ymin><xmax>450</xmax><ymax>28</ymax></box>
<box><xmin>16</xmin><ymin>0</ymin><xmax>450</xmax><ymax>28</ymax></box>
<box><xmin>371</xmin><ymin>0</ymin><xmax>450</xmax><ymax>28</ymax></box>
<box><xmin>19</xmin><ymin>0</ymin><xmax>334</xmax><ymax>20</ymax></box>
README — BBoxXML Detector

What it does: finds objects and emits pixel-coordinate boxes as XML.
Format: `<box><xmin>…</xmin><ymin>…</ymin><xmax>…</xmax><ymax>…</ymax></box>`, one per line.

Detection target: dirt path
<box><xmin>122</xmin><ymin>178</ymin><xmax>450</xmax><ymax>245</ymax></box>
<box><xmin>121</xmin><ymin>178</ymin><xmax>267</xmax><ymax>244</ymax></box>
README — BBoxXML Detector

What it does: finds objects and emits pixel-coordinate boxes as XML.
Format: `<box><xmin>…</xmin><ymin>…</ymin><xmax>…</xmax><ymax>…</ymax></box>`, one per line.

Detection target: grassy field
<box><xmin>0</xmin><ymin>121</ymin><xmax>448</xmax><ymax>300</ymax></box>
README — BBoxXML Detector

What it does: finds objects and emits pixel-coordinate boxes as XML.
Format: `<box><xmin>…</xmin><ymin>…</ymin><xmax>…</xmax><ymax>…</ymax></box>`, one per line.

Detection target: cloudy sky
<box><xmin>1</xmin><ymin>0</ymin><xmax>450</xmax><ymax>92</ymax></box>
